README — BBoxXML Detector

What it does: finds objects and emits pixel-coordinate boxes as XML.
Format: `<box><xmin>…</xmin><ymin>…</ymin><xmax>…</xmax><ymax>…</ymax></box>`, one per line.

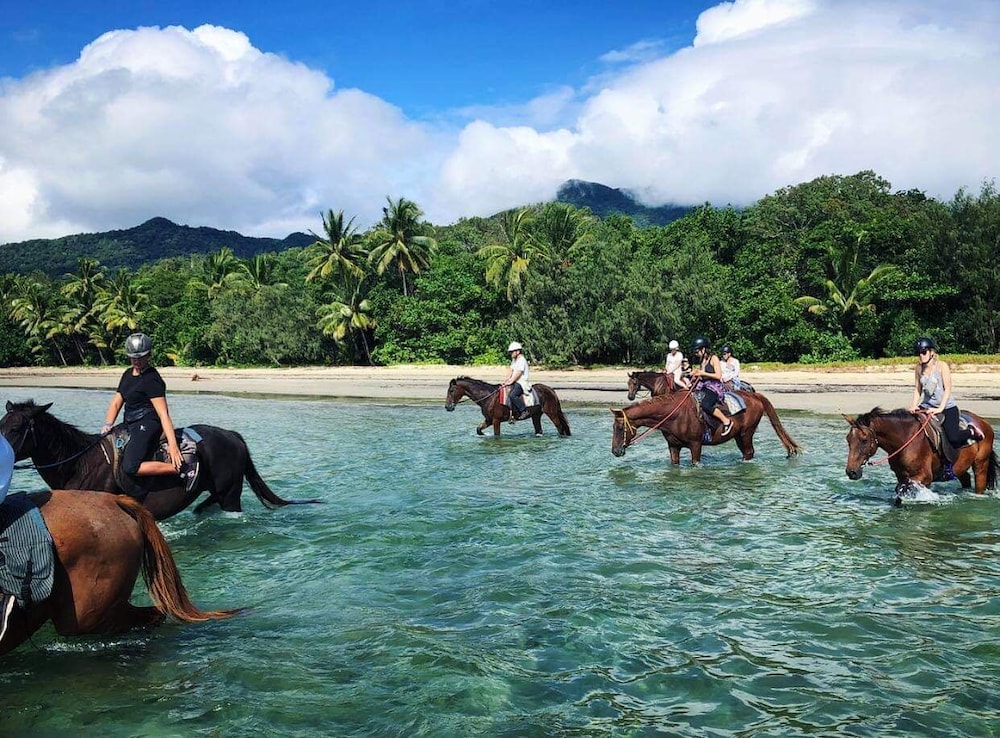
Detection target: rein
<box><xmin>11</xmin><ymin>419</ymin><xmax>111</xmax><ymax>471</ymax></box>
<box><xmin>624</xmin><ymin>384</ymin><xmax>697</xmax><ymax>446</ymax></box>
<box><xmin>864</xmin><ymin>412</ymin><xmax>934</xmax><ymax>466</ymax></box>
<box><xmin>451</xmin><ymin>384</ymin><xmax>501</xmax><ymax>407</ymax></box>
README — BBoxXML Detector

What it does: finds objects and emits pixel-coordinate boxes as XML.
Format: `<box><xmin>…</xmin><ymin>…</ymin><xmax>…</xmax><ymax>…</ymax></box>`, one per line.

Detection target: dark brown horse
<box><xmin>844</xmin><ymin>407</ymin><xmax>998</xmax><ymax>504</ymax></box>
<box><xmin>610</xmin><ymin>389</ymin><xmax>801</xmax><ymax>464</ymax></box>
<box><xmin>1</xmin><ymin>400</ymin><xmax>321</xmax><ymax>520</ymax></box>
<box><xmin>0</xmin><ymin>490</ymin><xmax>239</xmax><ymax>655</ymax></box>
<box><xmin>626</xmin><ymin>370</ymin><xmax>677</xmax><ymax>401</ymax></box>
<box><xmin>444</xmin><ymin>376</ymin><xmax>571</xmax><ymax>437</ymax></box>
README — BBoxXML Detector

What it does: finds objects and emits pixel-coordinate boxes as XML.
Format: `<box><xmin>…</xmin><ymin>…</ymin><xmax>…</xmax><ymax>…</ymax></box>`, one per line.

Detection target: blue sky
<box><xmin>0</xmin><ymin>0</ymin><xmax>997</xmax><ymax>243</ymax></box>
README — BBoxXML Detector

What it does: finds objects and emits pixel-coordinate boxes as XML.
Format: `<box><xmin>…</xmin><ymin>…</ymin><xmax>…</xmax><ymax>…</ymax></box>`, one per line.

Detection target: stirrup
<box><xmin>0</xmin><ymin>592</ymin><xmax>16</xmax><ymax>643</ymax></box>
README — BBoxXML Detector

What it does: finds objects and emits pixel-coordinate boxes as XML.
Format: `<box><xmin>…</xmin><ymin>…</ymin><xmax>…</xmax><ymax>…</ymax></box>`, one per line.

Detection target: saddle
<box><xmin>922</xmin><ymin>413</ymin><xmax>977</xmax><ymax>466</ymax></box>
<box><xmin>500</xmin><ymin>386</ymin><xmax>538</xmax><ymax>413</ymax></box>
<box><xmin>692</xmin><ymin>391</ymin><xmax>747</xmax><ymax>439</ymax></box>
<box><xmin>0</xmin><ymin>493</ymin><xmax>55</xmax><ymax>611</ymax></box>
<box><xmin>107</xmin><ymin>426</ymin><xmax>202</xmax><ymax>499</ymax></box>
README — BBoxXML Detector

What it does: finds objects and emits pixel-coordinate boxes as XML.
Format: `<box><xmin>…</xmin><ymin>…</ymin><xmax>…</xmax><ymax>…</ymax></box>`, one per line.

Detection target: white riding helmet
<box><xmin>507</xmin><ymin>341</ymin><xmax>523</xmax><ymax>353</ymax></box>
<box><xmin>668</xmin><ymin>340</ymin><xmax>679</xmax><ymax>350</ymax></box>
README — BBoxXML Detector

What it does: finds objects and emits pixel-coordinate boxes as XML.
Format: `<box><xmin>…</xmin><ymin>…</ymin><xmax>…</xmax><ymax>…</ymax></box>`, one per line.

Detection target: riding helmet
<box><xmin>507</xmin><ymin>341</ymin><xmax>523</xmax><ymax>353</ymax></box>
<box><xmin>668</xmin><ymin>339</ymin><xmax>679</xmax><ymax>350</ymax></box>
<box><xmin>720</xmin><ymin>345</ymin><xmax>732</xmax><ymax>356</ymax></box>
<box><xmin>913</xmin><ymin>336</ymin><xmax>937</xmax><ymax>356</ymax></box>
<box><xmin>125</xmin><ymin>332</ymin><xmax>152</xmax><ymax>358</ymax></box>
<box><xmin>690</xmin><ymin>336</ymin><xmax>710</xmax><ymax>353</ymax></box>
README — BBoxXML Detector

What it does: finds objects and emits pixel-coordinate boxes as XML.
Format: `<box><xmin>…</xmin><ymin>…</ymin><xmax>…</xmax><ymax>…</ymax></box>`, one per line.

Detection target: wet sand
<box><xmin>2</xmin><ymin>364</ymin><xmax>999</xmax><ymax>418</ymax></box>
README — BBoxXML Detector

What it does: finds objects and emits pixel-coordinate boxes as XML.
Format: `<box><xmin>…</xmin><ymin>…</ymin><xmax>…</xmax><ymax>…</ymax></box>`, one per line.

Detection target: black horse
<box><xmin>1</xmin><ymin>400</ymin><xmax>321</xmax><ymax>520</ymax></box>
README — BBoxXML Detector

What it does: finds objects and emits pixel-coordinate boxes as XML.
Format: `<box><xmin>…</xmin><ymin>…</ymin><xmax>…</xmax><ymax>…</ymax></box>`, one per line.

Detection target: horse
<box><xmin>626</xmin><ymin>370</ymin><xmax>676</xmax><ymax>401</ymax></box>
<box><xmin>1</xmin><ymin>400</ymin><xmax>322</xmax><ymax>521</ymax></box>
<box><xmin>844</xmin><ymin>407</ymin><xmax>998</xmax><ymax>504</ymax></box>
<box><xmin>444</xmin><ymin>376</ymin><xmax>571</xmax><ymax>437</ymax></box>
<box><xmin>610</xmin><ymin>388</ymin><xmax>801</xmax><ymax>464</ymax></box>
<box><xmin>1</xmin><ymin>489</ymin><xmax>239</xmax><ymax>655</ymax></box>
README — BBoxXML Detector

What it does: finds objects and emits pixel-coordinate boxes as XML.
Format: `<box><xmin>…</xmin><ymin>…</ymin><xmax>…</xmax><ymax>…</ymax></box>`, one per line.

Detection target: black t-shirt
<box><xmin>116</xmin><ymin>366</ymin><xmax>166</xmax><ymax>423</ymax></box>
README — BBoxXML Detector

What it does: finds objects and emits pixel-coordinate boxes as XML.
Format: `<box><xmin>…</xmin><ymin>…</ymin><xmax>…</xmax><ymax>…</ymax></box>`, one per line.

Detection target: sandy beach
<box><xmin>1</xmin><ymin>364</ymin><xmax>999</xmax><ymax>418</ymax></box>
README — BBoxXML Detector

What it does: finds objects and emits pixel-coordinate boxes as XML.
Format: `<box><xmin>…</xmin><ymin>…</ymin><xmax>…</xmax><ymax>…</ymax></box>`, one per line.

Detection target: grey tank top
<box><xmin>919</xmin><ymin>365</ymin><xmax>956</xmax><ymax>410</ymax></box>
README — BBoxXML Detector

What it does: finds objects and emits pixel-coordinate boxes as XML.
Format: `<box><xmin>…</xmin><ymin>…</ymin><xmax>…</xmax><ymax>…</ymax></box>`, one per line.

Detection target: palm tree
<box><xmin>10</xmin><ymin>279</ymin><xmax>66</xmax><ymax>364</ymax></box>
<box><xmin>240</xmin><ymin>254</ymin><xmax>289</xmax><ymax>291</ymax></box>
<box><xmin>304</xmin><ymin>210</ymin><xmax>367</xmax><ymax>287</ymax></box>
<box><xmin>477</xmin><ymin>208</ymin><xmax>551</xmax><ymax>303</ymax></box>
<box><xmin>532</xmin><ymin>202</ymin><xmax>594</xmax><ymax>262</ymax></box>
<box><xmin>60</xmin><ymin>258</ymin><xmax>108</xmax><ymax>362</ymax></box>
<box><xmin>95</xmin><ymin>269</ymin><xmax>148</xmax><ymax>351</ymax></box>
<box><xmin>368</xmin><ymin>197</ymin><xmax>437</xmax><ymax>296</ymax></box>
<box><xmin>795</xmin><ymin>232</ymin><xmax>902</xmax><ymax>331</ymax></box>
<box><xmin>198</xmin><ymin>247</ymin><xmax>242</xmax><ymax>299</ymax></box>
<box><xmin>316</xmin><ymin>278</ymin><xmax>376</xmax><ymax>364</ymax></box>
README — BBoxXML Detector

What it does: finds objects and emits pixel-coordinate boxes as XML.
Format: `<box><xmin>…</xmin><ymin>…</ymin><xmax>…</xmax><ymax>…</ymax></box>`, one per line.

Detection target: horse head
<box><xmin>444</xmin><ymin>378</ymin><xmax>462</xmax><ymax>411</ymax></box>
<box><xmin>610</xmin><ymin>408</ymin><xmax>635</xmax><ymax>457</ymax></box>
<box><xmin>843</xmin><ymin>413</ymin><xmax>879</xmax><ymax>480</ymax></box>
<box><xmin>1</xmin><ymin>400</ymin><xmax>53</xmax><ymax>460</ymax></box>
<box><xmin>626</xmin><ymin>373</ymin><xmax>641</xmax><ymax>401</ymax></box>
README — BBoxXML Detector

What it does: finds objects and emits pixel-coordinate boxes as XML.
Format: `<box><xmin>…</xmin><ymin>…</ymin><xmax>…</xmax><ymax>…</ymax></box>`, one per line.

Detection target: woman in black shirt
<box><xmin>102</xmin><ymin>332</ymin><xmax>193</xmax><ymax>488</ymax></box>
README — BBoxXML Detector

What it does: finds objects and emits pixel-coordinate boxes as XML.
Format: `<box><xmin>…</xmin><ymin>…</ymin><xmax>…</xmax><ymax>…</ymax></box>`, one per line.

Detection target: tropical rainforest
<box><xmin>0</xmin><ymin>171</ymin><xmax>996</xmax><ymax>368</ymax></box>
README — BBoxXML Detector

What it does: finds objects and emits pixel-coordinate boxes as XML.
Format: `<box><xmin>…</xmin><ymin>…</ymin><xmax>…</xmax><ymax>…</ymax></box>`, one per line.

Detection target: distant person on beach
<box><xmin>690</xmin><ymin>336</ymin><xmax>733</xmax><ymax>436</ymax></box>
<box><xmin>720</xmin><ymin>345</ymin><xmax>742</xmax><ymax>390</ymax></box>
<box><xmin>102</xmin><ymin>332</ymin><xmax>197</xmax><ymax>490</ymax></box>
<box><xmin>664</xmin><ymin>339</ymin><xmax>685</xmax><ymax>387</ymax></box>
<box><xmin>503</xmin><ymin>341</ymin><xmax>531</xmax><ymax>421</ymax></box>
<box><xmin>908</xmin><ymin>336</ymin><xmax>983</xmax><ymax>446</ymax></box>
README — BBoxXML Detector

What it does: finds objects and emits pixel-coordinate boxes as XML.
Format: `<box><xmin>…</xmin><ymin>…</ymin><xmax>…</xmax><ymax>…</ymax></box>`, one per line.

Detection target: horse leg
<box><xmin>735</xmin><ymin>431</ymin><xmax>755</xmax><ymax>461</ymax></box>
<box><xmin>492</xmin><ymin>419</ymin><xmax>501</xmax><ymax>437</ymax></box>
<box><xmin>476</xmin><ymin>420</ymin><xmax>487</xmax><ymax>435</ymax></box>
<box><xmin>957</xmin><ymin>470</ymin><xmax>972</xmax><ymax>489</ymax></box>
<box><xmin>667</xmin><ymin>439</ymin><xmax>681</xmax><ymax>466</ymax></box>
<box><xmin>690</xmin><ymin>442</ymin><xmax>703</xmax><ymax>466</ymax></box>
<box><xmin>532</xmin><ymin>412</ymin><xmax>543</xmax><ymax>436</ymax></box>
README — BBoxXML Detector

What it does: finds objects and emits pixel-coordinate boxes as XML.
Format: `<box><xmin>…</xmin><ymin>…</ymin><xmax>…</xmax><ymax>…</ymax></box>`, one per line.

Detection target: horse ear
<box><xmin>4</xmin><ymin>401</ymin><xmax>11</xmax><ymax>412</ymax></box>
<box><xmin>34</xmin><ymin>402</ymin><xmax>53</xmax><ymax>415</ymax></box>
<box><xmin>842</xmin><ymin>414</ymin><xmax>855</xmax><ymax>426</ymax></box>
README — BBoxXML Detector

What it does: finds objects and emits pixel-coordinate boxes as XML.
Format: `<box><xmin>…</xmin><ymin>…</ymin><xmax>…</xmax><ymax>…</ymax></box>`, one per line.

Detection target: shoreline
<box><xmin>2</xmin><ymin>365</ymin><xmax>999</xmax><ymax>418</ymax></box>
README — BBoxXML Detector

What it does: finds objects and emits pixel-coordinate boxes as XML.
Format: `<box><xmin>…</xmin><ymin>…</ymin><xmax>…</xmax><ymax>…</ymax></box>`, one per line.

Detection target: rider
<box><xmin>690</xmin><ymin>336</ymin><xmax>733</xmax><ymax>436</ymax></box>
<box><xmin>909</xmin><ymin>336</ymin><xmax>983</xmax><ymax>446</ymax></box>
<box><xmin>720</xmin><ymin>345</ymin><xmax>742</xmax><ymax>390</ymax></box>
<box><xmin>0</xmin><ymin>434</ymin><xmax>16</xmax><ymax>642</ymax></box>
<box><xmin>102</xmin><ymin>332</ymin><xmax>197</xmax><ymax>491</ymax></box>
<box><xmin>503</xmin><ymin>341</ymin><xmax>531</xmax><ymax>422</ymax></box>
<box><xmin>664</xmin><ymin>339</ymin><xmax>685</xmax><ymax>387</ymax></box>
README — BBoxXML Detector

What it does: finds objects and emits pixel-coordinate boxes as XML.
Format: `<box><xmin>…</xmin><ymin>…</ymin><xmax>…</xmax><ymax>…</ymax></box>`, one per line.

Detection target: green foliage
<box><xmin>0</xmin><ymin>174</ymin><xmax>997</xmax><ymax>367</ymax></box>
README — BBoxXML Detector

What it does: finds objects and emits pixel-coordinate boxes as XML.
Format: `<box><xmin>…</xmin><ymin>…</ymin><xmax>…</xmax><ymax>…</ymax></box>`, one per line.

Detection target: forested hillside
<box><xmin>0</xmin><ymin>217</ymin><xmax>313</xmax><ymax>277</ymax></box>
<box><xmin>0</xmin><ymin>172</ymin><xmax>996</xmax><ymax>368</ymax></box>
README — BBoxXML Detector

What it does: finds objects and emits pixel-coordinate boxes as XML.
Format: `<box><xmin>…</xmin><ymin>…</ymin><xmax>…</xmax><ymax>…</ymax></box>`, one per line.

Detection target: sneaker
<box><xmin>179</xmin><ymin>461</ymin><xmax>199</xmax><ymax>493</ymax></box>
<box><xmin>969</xmin><ymin>426</ymin><xmax>985</xmax><ymax>442</ymax></box>
<box><xmin>0</xmin><ymin>592</ymin><xmax>16</xmax><ymax>643</ymax></box>
<box><xmin>720</xmin><ymin>422</ymin><xmax>733</xmax><ymax>437</ymax></box>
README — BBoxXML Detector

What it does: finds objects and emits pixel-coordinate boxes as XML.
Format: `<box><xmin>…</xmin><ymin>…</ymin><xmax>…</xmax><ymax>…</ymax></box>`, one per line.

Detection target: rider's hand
<box><xmin>101</xmin><ymin>423</ymin><xmax>112</xmax><ymax>434</ymax></box>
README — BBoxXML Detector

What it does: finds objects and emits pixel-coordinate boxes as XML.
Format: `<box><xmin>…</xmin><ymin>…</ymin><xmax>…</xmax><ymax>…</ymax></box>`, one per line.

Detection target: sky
<box><xmin>0</xmin><ymin>0</ymin><xmax>997</xmax><ymax>244</ymax></box>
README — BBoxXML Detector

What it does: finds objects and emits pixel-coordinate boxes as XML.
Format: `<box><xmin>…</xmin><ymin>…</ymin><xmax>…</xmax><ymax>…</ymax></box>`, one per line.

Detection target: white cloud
<box><xmin>0</xmin><ymin>1</ymin><xmax>997</xmax><ymax>245</ymax></box>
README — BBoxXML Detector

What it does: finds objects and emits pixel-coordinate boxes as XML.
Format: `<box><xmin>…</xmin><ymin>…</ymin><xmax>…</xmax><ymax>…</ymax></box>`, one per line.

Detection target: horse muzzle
<box><xmin>612</xmin><ymin>445</ymin><xmax>626</xmax><ymax>458</ymax></box>
<box><xmin>445</xmin><ymin>402</ymin><xmax>455</xmax><ymax>412</ymax></box>
<box><xmin>845</xmin><ymin>466</ymin><xmax>863</xmax><ymax>480</ymax></box>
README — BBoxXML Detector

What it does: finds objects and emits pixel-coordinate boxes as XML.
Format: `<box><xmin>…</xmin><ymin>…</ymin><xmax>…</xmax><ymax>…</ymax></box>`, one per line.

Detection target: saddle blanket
<box><xmin>924</xmin><ymin>413</ymin><xmax>977</xmax><ymax>465</ymax></box>
<box><xmin>110</xmin><ymin>426</ymin><xmax>202</xmax><ymax>498</ymax></box>
<box><xmin>499</xmin><ymin>386</ymin><xmax>538</xmax><ymax>408</ymax></box>
<box><xmin>0</xmin><ymin>493</ymin><xmax>54</xmax><ymax>607</ymax></box>
<box><xmin>694</xmin><ymin>390</ymin><xmax>747</xmax><ymax>416</ymax></box>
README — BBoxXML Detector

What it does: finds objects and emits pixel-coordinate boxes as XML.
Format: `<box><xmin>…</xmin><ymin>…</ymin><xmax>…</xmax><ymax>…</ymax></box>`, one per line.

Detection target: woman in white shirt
<box><xmin>720</xmin><ymin>345</ymin><xmax>741</xmax><ymax>390</ymax></box>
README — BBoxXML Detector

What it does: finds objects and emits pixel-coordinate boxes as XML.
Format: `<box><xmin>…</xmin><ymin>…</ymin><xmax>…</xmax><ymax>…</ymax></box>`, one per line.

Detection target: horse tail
<box><xmin>756</xmin><ymin>393</ymin><xmax>802</xmax><ymax>457</ymax></box>
<box><xmin>115</xmin><ymin>496</ymin><xmax>241</xmax><ymax>622</ymax></box>
<box><xmin>541</xmin><ymin>385</ymin><xmax>571</xmax><ymax>436</ymax></box>
<box><xmin>242</xmin><ymin>449</ymin><xmax>324</xmax><ymax>508</ymax></box>
<box><xmin>987</xmin><ymin>449</ymin><xmax>998</xmax><ymax>490</ymax></box>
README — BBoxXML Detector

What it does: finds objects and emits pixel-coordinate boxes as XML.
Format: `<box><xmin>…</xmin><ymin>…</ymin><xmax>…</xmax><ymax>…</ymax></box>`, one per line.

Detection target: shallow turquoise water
<box><xmin>0</xmin><ymin>388</ymin><xmax>997</xmax><ymax>737</ymax></box>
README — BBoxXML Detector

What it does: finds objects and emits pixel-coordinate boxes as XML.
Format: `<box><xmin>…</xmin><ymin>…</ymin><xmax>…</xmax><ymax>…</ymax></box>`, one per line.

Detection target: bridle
<box><xmin>856</xmin><ymin>412</ymin><xmax>933</xmax><ymax>467</ymax></box>
<box><xmin>9</xmin><ymin>414</ymin><xmax>111</xmax><ymax>471</ymax></box>
<box><xmin>614</xmin><ymin>383</ymin><xmax>697</xmax><ymax>449</ymax></box>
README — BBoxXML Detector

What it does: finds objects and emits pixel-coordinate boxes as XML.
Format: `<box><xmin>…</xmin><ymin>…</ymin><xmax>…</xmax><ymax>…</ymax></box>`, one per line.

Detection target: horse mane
<box><xmin>13</xmin><ymin>400</ymin><xmax>94</xmax><ymax>454</ymax></box>
<box><xmin>854</xmin><ymin>407</ymin><xmax>913</xmax><ymax>426</ymax></box>
<box><xmin>455</xmin><ymin>376</ymin><xmax>498</xmax><ymax>391</ymax></box>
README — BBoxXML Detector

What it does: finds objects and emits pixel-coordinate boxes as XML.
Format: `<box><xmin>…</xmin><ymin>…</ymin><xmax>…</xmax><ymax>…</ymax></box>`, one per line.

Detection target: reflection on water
<box><xmin>0</xmin><ymin>388</ymin><xmax>997</xmax><ymax>736</ymax></box>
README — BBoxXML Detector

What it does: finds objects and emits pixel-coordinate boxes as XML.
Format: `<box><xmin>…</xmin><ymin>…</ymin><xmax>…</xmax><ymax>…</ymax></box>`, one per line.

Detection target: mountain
<box><xmin>556</xmin><ymin>180</ymin><xmax>694</xmax><ymax>226</ymax></box>
<box><xmin>0</xmin><ymin>217</ymin><xmax>314</xmax><ymax>277</ymax></box>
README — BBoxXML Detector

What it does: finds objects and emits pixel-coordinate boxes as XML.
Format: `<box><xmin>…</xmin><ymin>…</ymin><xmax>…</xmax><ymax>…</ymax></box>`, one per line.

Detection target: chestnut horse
<box><xmin>1</xmin><ymin>400</ymin><xmax>321</xmax><ymax>520</ymax></box>
<box><xmin>444</xmin><ymin>376</ymin><xmax>571</xmax><ymax>437</ymax></box>
<box><xmin>0</xmin><ymin>490</ymin><xmax>239</xmax><ymax>655</ymax></box>
<box><xmin>844</xmin><ymin>407</ymin><xmax>998</xmax><ymax>505</ymax></box>
<box><xmin>610</xmin><ymin>389</ymin><xmax>801</xmax><ymax>464</ymax></box>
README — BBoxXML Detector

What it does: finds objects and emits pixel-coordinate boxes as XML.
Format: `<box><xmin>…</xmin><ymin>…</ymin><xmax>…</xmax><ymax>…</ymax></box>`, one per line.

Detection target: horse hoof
<box><xmin>535</xmin><ymin>433</ymin><xmax>543</xmax><ymax>437</ymax></box>
<box><xmin>892</xmin><ymin>495</ymin><xmax>903</xmax><ymax>507</ymax></box>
